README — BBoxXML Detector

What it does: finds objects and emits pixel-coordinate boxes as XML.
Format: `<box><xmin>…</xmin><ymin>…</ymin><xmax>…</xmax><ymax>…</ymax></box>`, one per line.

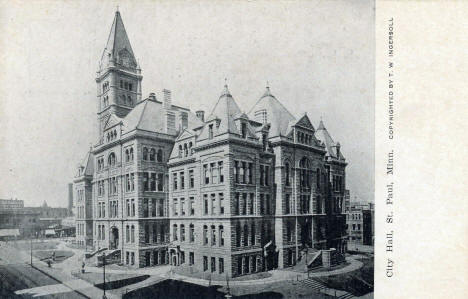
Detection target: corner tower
<box><xmin>96</xmin><ymin>10</ymin><xmax>142</xmax><ymax>136</ymax></box>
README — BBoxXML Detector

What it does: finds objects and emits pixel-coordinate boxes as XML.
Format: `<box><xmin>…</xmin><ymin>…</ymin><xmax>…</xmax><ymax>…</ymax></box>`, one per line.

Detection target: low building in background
<box><xmin>346</xmin><ymin>201</ymin><xmax>374</xmax><ymax>247</ymax></box>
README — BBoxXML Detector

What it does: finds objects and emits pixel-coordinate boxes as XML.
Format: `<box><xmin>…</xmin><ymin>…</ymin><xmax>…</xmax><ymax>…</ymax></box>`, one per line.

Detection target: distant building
<box><xmin>68</xmin><ymin>183</ymin><xmax>74</xmax><ymax>216</ymax></box>
<box><xmin>0</xmin><ymin>199</ymin><xmax>40</xmax><ymax>238</ymax></box>
<box><xmin>346</xmin><ymin>202</ymin><xmax>374</xmax><ymax>246</ymax></box>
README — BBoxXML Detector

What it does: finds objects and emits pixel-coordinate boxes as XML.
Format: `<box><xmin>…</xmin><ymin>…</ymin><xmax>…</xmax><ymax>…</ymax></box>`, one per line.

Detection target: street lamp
<box><xmin>102</xmin><ymin>253</ymin><xmax>107</xmax><ymax>299</ymax></box>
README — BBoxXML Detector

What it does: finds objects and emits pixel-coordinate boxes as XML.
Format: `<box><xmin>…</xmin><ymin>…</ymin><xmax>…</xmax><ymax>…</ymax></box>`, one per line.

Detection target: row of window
<box><xmin>236</xmin><ymin>255</ymin><xmax>262</xmax><ymax>276</ymax></box>
<box><xmin>233</xmin><ymin>161</ymin><xmax>253</xmax><ymax>185</ymax></box>
<box><xmin>202</xmin><ymin>193</ymin><xmax>225</xmax><ymax>215</ymax></box>
<box><xmin>351</xmin><ymin>224</ymin><xmax>362</xmax><ymax>231</ymax></box>
<box><xmin>76</xmin><ymin>189</ymin><xmax>84</xmax><ymax>202</ymax></box>
<box><xmin>202</xmin><ymin>162</ymin><xmax>224</xmax><ymax>185</ymax></box>
<box><xmin>143</xmin><ymin>172</ymin><xmax>164</xmax><ymax>192</ymax></box>
<box><xmin>120</xmin><ymin>80</ymin><xmax>133</xmax><ymax>91</ymax></box>
<box><xmin>103</xmin><ymin>95</ymin><xmax>109</xmax><ymax>108</ymax></box>
<box><xmin>77</xmin><ymin>206</ymin><xmax>85</xmax><ymax>219</ymax></box>
<box><xmin>125</xmin><ymin>173</ymin><xmax>136</xmax><ymax>192</ymax></box>
<box><xmin>178</xmin><ymin>142</ymin><xmax>193</xmax><ymax>158</ymax></box>
<box><xmin>332</xmin><ymin>175</ymin><xmax>344</xmax><ymax>192</ymax></box>
<box><xmin>234</xmin><ymin>193</ymin><xmax>272</xmax><ymax>216</ymax></box>
<box><xmin>77</xmin><ymin>223</ymin><xmax>85</xmax><ymax>236</ymax></box>
<box><xmin>142</xmin><ymin>223</ymin><xmax>167</xmax><ymax>243</ymax></box>
<box><xmin>119</xmin><ymin>94</ymin><xmax>134</xmax><ymax>106</ymax></box>
<box><xmin>173</xmin><ymin>169</ymin><xmax>195</xmax><ymax>190</ymax></box>
<box><xmin>125</xmin><ymin>225</ymin><xmax>136</xmax><ymax>243</ymax></box>
<box><xmin>348</xmin><ymin>213</ymin><xmax>362</xmax><ymax>220</ymax></box>
<box><xmin>102</xmin><ymin>81</ymin><xmax>110</xmax><ymax>93</ymax></box>
<box><xmin>174</xmin><ymin>197</ymin><xmax>196</xmax><ymax>216</ymax></box>
<box><xmin>109</xmin><ymin>200</ymin><xmax>119</xmax><ymax>218</ymax></box>
<box><xmin>97</xmin><ymin>202</ymin><xmax>106</xmax><ymax>218</ymax></box>
<box><xmin>296</xmin><ymin>130</ymin><xmax>315</xmax><ymax>146</ymax></box>
<box><xmin>97</xmin><ymin>224</ymin><xmax>105</xmax><ymax>240</ymax></box>
<box><xmin>124</xmin><ymin>148</ymin><xmax>134</xmax><ymax>162</ymax></box>
<box><xmin>203</xmin><ymin>256</ymin><xmax>225</xmax><ymax>274</ymax></box>
<box><xmin>142</xmin><ymin>198</ymin><xmax>166</xmax><ymax>217</ymax></box>
<box><xmin>106</xmin><ymin>130</ymin><xmax>118</xmax><ymax>143</ymax></box>
<box><xmin>142</xmin><ymin>147</ymin><xmax>164</xmax><ymax>162</ymax></box>
<box><xmin>235</xmin><ymin>222</ymin><xmax>271</xmax><ymax>247</ymax></box>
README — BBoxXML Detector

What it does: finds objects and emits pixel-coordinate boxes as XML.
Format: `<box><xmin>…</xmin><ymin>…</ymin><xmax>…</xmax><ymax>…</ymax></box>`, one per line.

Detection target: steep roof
<box><xmin>207</xmin><ymin>84</ymin><xmax>242</xmax><ymax>135</ymax></box>
<box><xmin>77</xmin><ymin>149</ymin><xmax>94</xmax><ymax>177</ymax></box>
<box><xmin>248</xmin><ymin>86</ymin><xmax>296</xmax><ymax>137</ymax></box>
<box><xmin>101</xmin><ymin>11</ymin><xmax>136</xmax><ymax>66</ymax></box>
<box><xmin>315</xmin><ymin>120</ymin><xmax>345</xmax><ymax>160</ymax></box>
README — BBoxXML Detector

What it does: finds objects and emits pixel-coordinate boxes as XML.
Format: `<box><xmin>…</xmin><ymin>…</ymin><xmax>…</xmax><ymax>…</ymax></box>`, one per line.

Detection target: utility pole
<box><xmin>102</xmin><ymin>253</ymin><xmax>107</xmax><ymax>299</ymax></box>
<box><xmin>30</xmin><ymin>238</ymin><xmax>33</xmax><ymax>266</ymax></box>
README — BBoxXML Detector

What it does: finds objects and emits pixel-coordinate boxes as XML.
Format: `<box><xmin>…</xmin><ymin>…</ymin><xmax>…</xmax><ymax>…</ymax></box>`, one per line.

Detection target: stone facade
<box><xmin>73</xmin><ymin>10</ymin><xmax>348</xmax><ymax>274</ymax></box>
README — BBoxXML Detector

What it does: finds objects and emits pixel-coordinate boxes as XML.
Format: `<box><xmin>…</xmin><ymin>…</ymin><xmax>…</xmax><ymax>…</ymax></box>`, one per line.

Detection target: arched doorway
<box><xmin>110</xmin><ymin>227</ymin><xmax>119</xmax><ymax>249</ymax></box>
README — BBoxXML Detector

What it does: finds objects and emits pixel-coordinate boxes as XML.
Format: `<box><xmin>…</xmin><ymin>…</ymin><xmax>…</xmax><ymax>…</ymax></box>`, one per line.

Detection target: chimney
<box><xmin>149</xmin><ymin>92</ymin><xmax>156</xmax><ymax>101</ymax></box>
<box><xmin>163</xmin><ymin>89</ymin><xmax>172</xmax><ymax>109</ymax></box>
<box><xmin>196</xmin><ymin>110</ymin><xmax>205</xmax><ymax>122</ymax></box>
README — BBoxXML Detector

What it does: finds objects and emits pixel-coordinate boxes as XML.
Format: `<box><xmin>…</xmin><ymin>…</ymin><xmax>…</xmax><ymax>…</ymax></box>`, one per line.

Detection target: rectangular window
<box><xmin>239</xmin><ymin>162</ymin><xmax>245</xmax><ymax>184</ymax></box>
<box><xmin>173</xmin><ymin>199</ymin><xmax>178</xmax><ymax>216</ymax></box>
<box><xmin>249</xmin><ymin>193</ymin><xmax>254</xmax><ymax>215</ymax></box>
<box><xmin>190</xmin><ymin>197</ymin><xmax>195</xmax><ymax>215</ymax></box>
<box><xmin>248</xmin><ymin>163</ymin><xmax>253</xmax><ymax>184</ymax></box>
<box><xmin>234</xmin><ymin>161</ymin><xmax>239</xmax><ymax>183</ymax></box>
<box><xmin>189</xmin><ymin>170</ymin><xmax>194</xmax><ymax>188</ymax></box>
<box><xmin>180</xmin><ymin>172</ymin><xmax>185</xmax><ymax>189</ymax></box>
<box><xmin>173</xmin><ymin>173</ymin><xmax>178</xmax><ymax>190</ymax></box>
<box><xmin>150</xmin><ymin>173</ymin><xmax>157</xmax><ymax>191</ymax></box>
<box><xmin>218</xmin><ymin>162</ymin><xmax>224</xmax><ymax>183</ymax></box>
<box><xmin>285</xmin><ymin>194</ymin><xmax>290</xmax><ymax>214</ymax></box>
<box><xmin>157</xmin><ymin>173</ymin><xmax>164</xmax><ymax>191</ymax></box>
<box><xmin>211</xmin><ymin>163</ymin><xmax>217</xmax><ymax>184</ymax></box>
<box><xmin>219</xmin><ymin>258</ymin><xmax>224</xmax><ymax>273</ymax></box>
<box><xmin>219</xmin><ymin>193</ymin><xmax>224</xmax><ymax>214</ymax></box>
<box><xmin>152</xmin><ymin>198</ymin><xmax>157</xmax><ymax>217</ymax></box>
<box><xmin>159</xmin><ymin>199</ymin><xmax>164</xmax><ymax>216</ymax></box>
<box><xmin>131</xmin><ymin>199</ymin><xmax>135</xmax><ymax>216</ymax></box>
<box><xmin>131</xmin><ymin>173</ymin><xmax>135</xmax><ymax>191</ymax></box>
<box><xmin>181</xmin><ymin>198</ymin><xmax>186</xmax><ymax>216</ymax></box>
<box><xmin>143</xmin><ymin>198</ymin><xmax>149</xmax><ymax>218</ymax></box>
<box><xmin>189</xmin><ymin>252</ymin><xmax>194</xmax><ymax>265</ymax></box>
<box><xmin>204</xmin><ymin>164</ymin><xmax>209</xmax><ymax>184</ymax></box>
<box><xmin>211</xmin><ymin>194</ymin><xmax>216</xmax><ymax>215</ymax></box>
<box><xmin>204</xmin><ymin>194</ymin><xmax>208</xmax><ymax>215</ymax></box>
<box><xmin>203</xmin><ymin>256</ymin><xmax>208</xmax><ymax>271</ymax></box>
<box><xmin>211</xmin><ymin>257</ymin><xmax>216</xmax><ymax>272</ymax></box>
<box><xmin>208</xmin><ymin>124</ymin><xmax>214</xmax><ymax>139</ymax></box>
<box><xmin>260</xmin><ymin>165</ymin><xmax>264</xmax><ymax>186</ymax></box>
<box><xmin>260</xmin><ymin>194</ymin><xmax>264</xmax><ymax>215</ymax></box>
<box><xmin>265</xmin><ymin>166</ymin><xmax>269</xmax><ymax>186</ymax></box>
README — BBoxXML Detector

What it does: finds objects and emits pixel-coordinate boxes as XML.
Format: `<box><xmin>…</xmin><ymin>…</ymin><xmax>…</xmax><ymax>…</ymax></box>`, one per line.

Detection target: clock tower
<box><xmin>96</xmin><ymin>10</ymin><xmax>142</xmax><ymax>137</ymax></box>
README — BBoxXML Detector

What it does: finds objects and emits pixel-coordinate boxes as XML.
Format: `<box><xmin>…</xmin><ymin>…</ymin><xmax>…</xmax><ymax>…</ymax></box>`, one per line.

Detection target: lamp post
<box><xmin>102</xmin><ymin>253</ymin><xmax>107</xmax><ymax>299</ymax></box>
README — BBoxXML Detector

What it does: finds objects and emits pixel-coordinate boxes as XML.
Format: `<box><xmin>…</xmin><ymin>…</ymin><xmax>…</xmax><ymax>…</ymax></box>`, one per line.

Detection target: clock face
<box><xmin>119</xmin><ymin>49</ymin><xmax>135</xmax><ymax>68</ymax></box>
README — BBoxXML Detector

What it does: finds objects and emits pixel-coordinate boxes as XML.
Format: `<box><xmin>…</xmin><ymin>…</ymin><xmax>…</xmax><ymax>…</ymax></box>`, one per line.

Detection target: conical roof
<box><xmin>248</xmin><ymin>86</ymin><xmax>296</xmax><ymax>137</ymax></box>
<box><xmin>207</xmin><ymin>84</ymin><xmax>242</xmax><ymax>134</ymax></box>
<box><xmin>315</xmin><ymin>120</ymin><xmax>345</xmax><ymax>160</ymax></box>
<box><xmin>101</xmin><ymin>11</ymin><xmax>136</xmax><ymax>67</ymax></box>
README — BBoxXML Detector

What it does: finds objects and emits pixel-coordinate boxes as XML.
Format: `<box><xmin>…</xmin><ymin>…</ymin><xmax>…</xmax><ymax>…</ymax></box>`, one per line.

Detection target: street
<box><xmin>0</xmin><ymin>263</ymin><xmax>86</xmax><ymax>298</ymax></box>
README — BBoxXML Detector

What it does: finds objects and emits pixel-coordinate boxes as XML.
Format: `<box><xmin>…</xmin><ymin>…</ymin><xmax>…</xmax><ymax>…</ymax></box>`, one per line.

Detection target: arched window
<box><xmin>285</xmin><ymin>162</ymin><xmax>290</xmax><ymax>186</ymax></box>
<box><xmin>113</xmin><ymin>130</ymin><xmax>117</xmax><ymax>139</ymax></box>
<box><xmin>211</xmin><ymin>225</ymin><xmax>216</xmax><ymax>245</ymax></box>
<box><xmin>316</xmin><ymin>168</ymin><xmax>320</xmax><ymax>189</ymax></box>
<box><xmin>143</xmin><ymin>147</ymin><xmax>148</xmax><ymax>161</ymax></box>
<box><xmin>180</xmin><ymin>224</ymin><xmax>185</xmax><ymax>242</ymax></box>
<box><xmin>189</xmin><ymin>224</ymin><xmax>194</xmax><ymax>242</ymax></box>
<box><xmin>188</xmin><ymin>142</ymin><xmax>193</xmax><ymax>155</ymax></box>
<box><xmin>125</xmin><ymin>149</ymin><xmax>129</xmax><ymax>162</ymax></box>
<box><xmin>126</xmin><ymin>225</ymin><xmax>130</xmax><ymax>243</ymax></box>
<box><xmin>178</xmin><ymin>145</ymin><xmax>183</xmax><ymax>158</ymax></box>
<box><xmin>130</xmin><ymin>148</ymin><xmax>134</xmax><ymax>161</ymax></box>
<box><xmin>131</xmin><ymin>225</ymin><xmax>135</xmax><ymax>243</ymax></box>
<box><xmin>149</xmin><ymin>148</ymin><xmax>156</xmax><ymax>161</ymax></box>
<box><xmin>108</xmin><ymin>152</ymin><xmax>116</xmax><ymax>167</ymax></box>
<box><xmin>184</xmin><ymin>144</ymin><xmax>188</xmax><ymax>157</ymax></box>
<box><xmin>157</xmin><ymin>149</ymin><xmax>163</xmax><ymax>162</ymax></box>
<box><xmin>286</xmin><ymin>222</ymin><xmax>292</xmax><ymax>242</ymax></box>
<box><xmin>107</xmin><ymin>133</ymin><xmax>110</xmax><ymax>142</ymax></box>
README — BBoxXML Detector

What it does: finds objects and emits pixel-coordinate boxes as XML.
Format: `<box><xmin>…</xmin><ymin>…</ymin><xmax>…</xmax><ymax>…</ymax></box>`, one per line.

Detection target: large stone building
<box><xmin>73</xmin><ymin>10</ymin><xmax>348</xmax><ymax>276</ymax></box>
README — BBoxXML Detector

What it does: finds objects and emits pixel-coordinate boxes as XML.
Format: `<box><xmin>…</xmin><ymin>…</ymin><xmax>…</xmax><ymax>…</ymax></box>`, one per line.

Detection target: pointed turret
<box><xmin>96</xmin><ymin>10</ymin><xmax>143</xmax><ymax>139</ymax></box>
<box><xmin>315</xmin><ymin>119</ymin><xmax>345</xmax><ymax>160</ymax></box>
<box><xmin>100</xmin><ymin>10</ymin><xmax>137</xmax><ymax>70</ymax></box>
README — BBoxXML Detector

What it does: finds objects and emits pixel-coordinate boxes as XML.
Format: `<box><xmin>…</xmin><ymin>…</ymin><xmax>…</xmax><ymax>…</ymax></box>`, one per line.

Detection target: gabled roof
<box><xmin>101</xmin><ymin>11</ymin><xmax>136</xmax><ymax>67</ymax></box>
<box><xmin>248</xmin><ymin>86</ymin><xmax>296</xmax><ymax>137</ymax></box>
<box><xmin>76</xmin><ymin>149</ymin><xmax>94</xmax><ymax>177</ymax></box>
<box><xmin>315</xmin><ymin>120</ymin><xmax>345</xmax><ymax>160</ymax></box>
<box><xmin>294</xmin><ymin>113</ymin><xmax>315</xmax><ymax>131</ymax></box>
<box><xmin>104</xmin><ymin>114</ymin><xmax>123</xmax><ymax>130</ymax></box>
<box><xmin>207</xmin><ymin>84</ymin><xmax>243</xmax><ymax>135</ymax></box>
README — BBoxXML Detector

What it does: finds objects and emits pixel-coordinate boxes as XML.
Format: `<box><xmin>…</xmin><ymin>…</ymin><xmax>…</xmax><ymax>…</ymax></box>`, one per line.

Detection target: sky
<box><xmin>0</xmin><ymin>0</ymin><xmax>374</xmax><ymax>208</ymax></box>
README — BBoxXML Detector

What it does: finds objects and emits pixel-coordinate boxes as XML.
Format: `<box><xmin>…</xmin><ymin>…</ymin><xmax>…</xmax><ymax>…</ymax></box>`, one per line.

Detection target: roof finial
<box><xmin>266</xmin><ymin>80</ymin><xmax>269</xmax><ymax>88</ymax></box>
<box><xmin>221</xmin><ymin>78</ymin><xmax>230</xmax><ymax>97</ymax></box>
<box><xmin>224</xmin><ymin>77</ymin><xmax>228</xmax><ymax>87</ymax></box>
<box><xmin>116</xmin><ymin>5</ymin><xmax>119</xmax><ymax>12</ymax></box>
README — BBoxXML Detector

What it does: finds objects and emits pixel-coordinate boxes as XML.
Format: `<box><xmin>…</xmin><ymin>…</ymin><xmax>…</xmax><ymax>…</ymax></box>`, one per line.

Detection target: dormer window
<box><xmin>208</xmin><ymin>124</ymin><xmax>214</xmax><ymax>139</ymax></box>
<box><xmin>241</xmin><ymin>123</ymin><xmax>247</xmax><ymax>139</ymax></box>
